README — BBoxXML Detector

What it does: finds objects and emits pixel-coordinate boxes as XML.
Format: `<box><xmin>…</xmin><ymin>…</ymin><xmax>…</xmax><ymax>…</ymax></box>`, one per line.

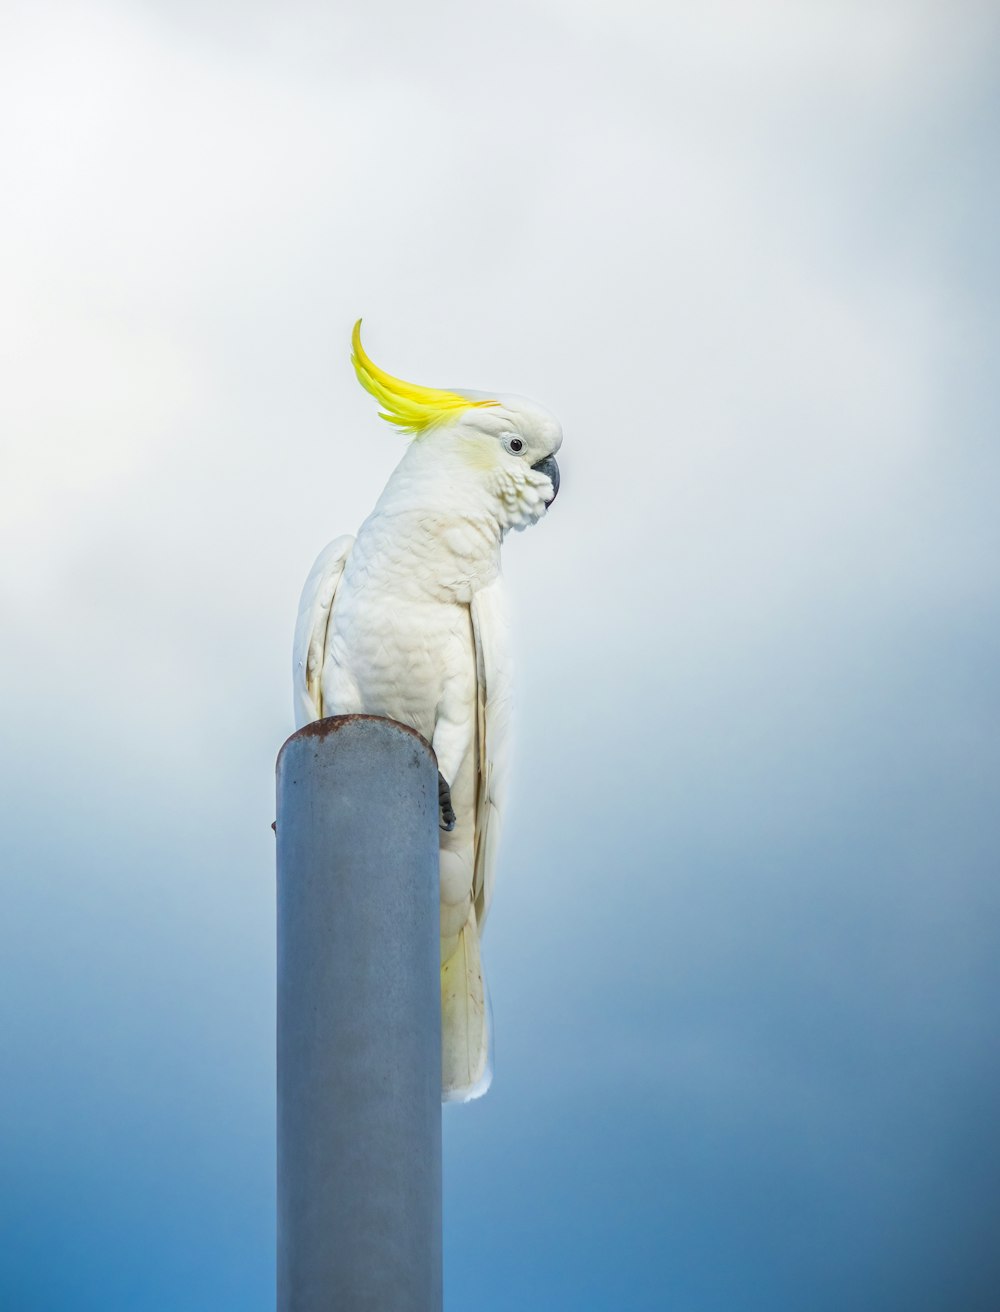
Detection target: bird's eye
<box><xmin>503</xmin><ymin>434</ymin><xmax>525</xmax><ymax>455</ymax></box>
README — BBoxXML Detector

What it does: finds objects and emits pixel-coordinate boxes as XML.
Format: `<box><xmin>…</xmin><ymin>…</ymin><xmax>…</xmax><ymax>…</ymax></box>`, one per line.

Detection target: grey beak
<box><xmin>531</xmin><ymin>454</ymin><xmax>560</xmax><ymax>506</ymax></box>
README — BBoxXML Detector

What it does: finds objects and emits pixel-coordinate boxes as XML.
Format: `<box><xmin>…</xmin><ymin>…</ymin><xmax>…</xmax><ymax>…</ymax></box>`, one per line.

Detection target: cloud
<box><xmin>2</xmin><ymin>1</ymin><xmax>999</xmax><ymax>1307</ymax></box>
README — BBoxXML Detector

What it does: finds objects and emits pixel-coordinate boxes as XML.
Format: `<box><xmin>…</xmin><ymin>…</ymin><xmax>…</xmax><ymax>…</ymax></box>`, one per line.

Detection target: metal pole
<box><xmin>276</xmin><ymin>715</ymin><xmax>442</xmax><ymax>1312</ymax></box>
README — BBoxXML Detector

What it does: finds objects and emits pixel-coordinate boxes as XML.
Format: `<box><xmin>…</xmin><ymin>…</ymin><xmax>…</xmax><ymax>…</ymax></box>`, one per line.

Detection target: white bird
<box><xmin>293</xmin><ymin>321</ymin><xmax>561</xmax><ymax>1101</ymax></box>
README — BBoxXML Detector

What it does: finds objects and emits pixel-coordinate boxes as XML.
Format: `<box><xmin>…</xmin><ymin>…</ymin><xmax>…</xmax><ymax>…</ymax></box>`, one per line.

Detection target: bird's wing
<box><xmin>470</xmin><ymin>576</ymin><xmax>512</xmax><ymax>931</ymax></box>
<box><xmin>292</xmin><ymin>535</ymin><xmax>355</xmax><ymax>727</ymax></box>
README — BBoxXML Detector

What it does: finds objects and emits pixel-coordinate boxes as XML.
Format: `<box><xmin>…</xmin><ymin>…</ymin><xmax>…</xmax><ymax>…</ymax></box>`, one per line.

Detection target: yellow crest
<box><xmin>351</xmin><ymin>320</ymin><xmax>499</xmax><ymax>435</ymax></box>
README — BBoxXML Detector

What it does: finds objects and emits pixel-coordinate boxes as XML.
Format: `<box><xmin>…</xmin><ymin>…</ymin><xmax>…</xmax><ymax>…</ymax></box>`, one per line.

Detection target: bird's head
<box><xmin>351</xmin><ymin>320</ymin><xmax>562</xmax><ymax>530</ymax></box>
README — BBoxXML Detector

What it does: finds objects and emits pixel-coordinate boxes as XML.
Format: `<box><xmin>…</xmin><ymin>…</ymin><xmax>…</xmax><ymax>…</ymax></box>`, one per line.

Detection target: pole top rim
<box><xmin>276</xmin><ymin>714</ymin><xmax>436</xmax><ymax>773</ymax></box>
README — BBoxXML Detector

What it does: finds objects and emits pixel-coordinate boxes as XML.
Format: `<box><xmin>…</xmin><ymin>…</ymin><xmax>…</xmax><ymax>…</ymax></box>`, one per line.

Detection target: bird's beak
<box><xmin>531</xmin><ymin>455</ymin><xmax>560</xmax><ymax>507</ymax></box>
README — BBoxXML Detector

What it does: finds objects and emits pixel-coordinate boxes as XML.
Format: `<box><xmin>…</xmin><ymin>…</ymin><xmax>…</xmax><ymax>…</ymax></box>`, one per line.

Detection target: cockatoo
<box><xmin>292</xmin><ymin>322</ymin><xmax>562</xmax><ymax>1102</ymax></box>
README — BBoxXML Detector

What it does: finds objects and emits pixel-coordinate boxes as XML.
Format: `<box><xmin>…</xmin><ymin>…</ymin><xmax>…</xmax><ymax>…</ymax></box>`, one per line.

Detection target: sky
<box><xmin>2</xmin><ymin>0</ymin><xmax>999</xmax><ymax>1307</ymax></box>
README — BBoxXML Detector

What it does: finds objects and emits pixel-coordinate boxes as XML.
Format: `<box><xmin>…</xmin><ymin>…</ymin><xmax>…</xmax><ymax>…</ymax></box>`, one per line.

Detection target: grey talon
<box><xmin>438</xmin><ymin>771</ymin><xmax>456</xmax><ymax>832</ymax></box>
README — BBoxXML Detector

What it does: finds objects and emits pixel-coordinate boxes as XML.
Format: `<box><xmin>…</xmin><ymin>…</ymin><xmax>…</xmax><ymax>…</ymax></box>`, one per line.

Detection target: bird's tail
<box><xmin>441</xmin><ymin>905</ymin><xmax>492</xmax><ymax>1102</ymax></box>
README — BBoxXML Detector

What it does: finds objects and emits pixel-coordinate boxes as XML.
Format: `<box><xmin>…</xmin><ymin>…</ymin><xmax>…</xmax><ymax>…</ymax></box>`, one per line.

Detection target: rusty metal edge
<box><xmin>276</xmin><ymin>714</ymin><xmax>436</xmax><ymax>774</ymax></box>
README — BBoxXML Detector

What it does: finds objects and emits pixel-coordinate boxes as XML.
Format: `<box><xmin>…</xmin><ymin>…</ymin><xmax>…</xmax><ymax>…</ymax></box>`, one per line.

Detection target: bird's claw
<box><xmin>438</xmin><ymin>771</ymin><xmax>456</xmax><ymax>832</ymax></box>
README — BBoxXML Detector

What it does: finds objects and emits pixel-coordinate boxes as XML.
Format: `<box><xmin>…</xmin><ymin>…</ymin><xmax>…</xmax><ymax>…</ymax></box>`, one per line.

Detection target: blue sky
<box><xmin>2</xmin><ymin>1</ymin><xmax>999</xmax><ymax>1307</ymax></box>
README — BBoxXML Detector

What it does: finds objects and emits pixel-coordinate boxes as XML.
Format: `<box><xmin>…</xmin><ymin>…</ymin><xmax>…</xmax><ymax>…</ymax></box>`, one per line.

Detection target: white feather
<box><xmin>291</xmin><ymin>534</ymin><xmax>354</xmax><ymax>727</ymax></box>
<box><xmin>470</xmin><ymin>577</ymin><xmax>512</xmax><ymax>932</ymax></box>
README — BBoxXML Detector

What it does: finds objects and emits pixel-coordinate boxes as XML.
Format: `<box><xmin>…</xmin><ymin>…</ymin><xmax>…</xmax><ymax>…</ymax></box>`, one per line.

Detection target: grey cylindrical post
<box><xmin>276</xmin><ymin>715</ymin><xmax>442</xmax><ymax>1312</ymax></box>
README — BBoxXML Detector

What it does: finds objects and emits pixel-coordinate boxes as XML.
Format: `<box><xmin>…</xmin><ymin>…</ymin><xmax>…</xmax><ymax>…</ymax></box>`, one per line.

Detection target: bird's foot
<box><xmin>438</xmin><ymin>772</ymin><xmax>456</xmax><ymax>832</ymax></box>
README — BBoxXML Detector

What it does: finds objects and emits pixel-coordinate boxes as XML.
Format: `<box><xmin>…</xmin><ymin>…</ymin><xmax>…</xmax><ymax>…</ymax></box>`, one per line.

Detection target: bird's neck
<box><xmin>362</xmin><ymin>444</ymin><xmax>507</xmax><ymax>603</ymax></box>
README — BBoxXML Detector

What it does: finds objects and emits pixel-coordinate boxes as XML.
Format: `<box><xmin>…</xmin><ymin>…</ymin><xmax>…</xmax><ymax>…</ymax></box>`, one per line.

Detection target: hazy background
<box><xmin>2</xmin><ymin>1</ymin><xmax>999</xmax><ymax>1307</ymax></box>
